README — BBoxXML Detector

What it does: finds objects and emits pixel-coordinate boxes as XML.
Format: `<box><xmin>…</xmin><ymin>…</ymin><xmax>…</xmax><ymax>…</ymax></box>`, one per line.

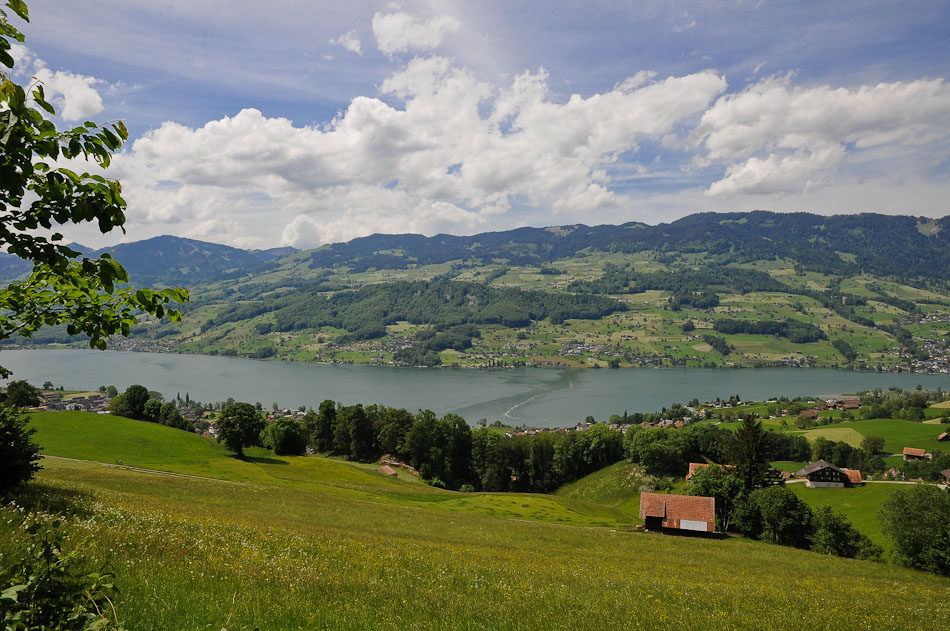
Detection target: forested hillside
<box><xmin>6</xmin><ymin>212</ymin><xmax>949</xmax><ymax>372</ymax></box>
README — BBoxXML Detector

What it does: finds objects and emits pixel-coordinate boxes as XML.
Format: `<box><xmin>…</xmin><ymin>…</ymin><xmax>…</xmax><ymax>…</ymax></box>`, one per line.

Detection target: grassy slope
<box><xmin>27</xmin><ymin>411</ymin><xmax>623</xmax><ymax>527</ymax></box>
<box><xmin>554</xmin><ymin>460</ymin><xmax>646</xmax><ymax>518</ymax></box>
<box><xmin>7</xmin><ymin>411</ymin><xmax>949</xmax><ymax>629</ymax></box>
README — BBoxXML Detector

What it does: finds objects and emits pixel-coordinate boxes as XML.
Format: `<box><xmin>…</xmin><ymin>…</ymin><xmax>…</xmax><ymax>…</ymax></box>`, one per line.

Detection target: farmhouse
<box><xmin>639</xmin><ymin>493</ymin><xmax>715</xmax><ymax>533</ymax></box>
<box><xmin>902</xmin><ymin>447</ymin><xmax>930</xmax><ymax>461</ymax></box>
<box><xmin>937</xmin><ymin>432</ymin><xmax>949</xmax><ymax>442</ymax></box>
<box><xmin>795</xmin><ymin>460</ymin><xmax>862</xmax><ymax>487</ymax></box>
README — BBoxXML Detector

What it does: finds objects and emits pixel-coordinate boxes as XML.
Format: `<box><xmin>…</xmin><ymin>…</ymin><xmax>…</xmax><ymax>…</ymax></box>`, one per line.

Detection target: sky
<box><xmin>8</xmin><ymin>0</ymin><xmax>950</xmax><ymax>249</ymax></box>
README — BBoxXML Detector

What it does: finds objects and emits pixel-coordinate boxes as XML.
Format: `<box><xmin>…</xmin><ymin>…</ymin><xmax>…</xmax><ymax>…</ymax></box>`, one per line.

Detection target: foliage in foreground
<box><xmin>0</xmin><ymin>510</ymin><xmax>123</xmax><ymax>630</ymax></box>
<box><xmin>0</xmin><ymin>0</ymin><xmax>187</xmax><ymax>379</ymax></box>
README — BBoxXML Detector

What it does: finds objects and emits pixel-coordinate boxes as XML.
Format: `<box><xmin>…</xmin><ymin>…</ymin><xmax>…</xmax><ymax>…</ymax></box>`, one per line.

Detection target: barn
<box><xmin>639</xmin><ymin>493</ymin><xmax>715</xmax><ymax>533</ymax></box>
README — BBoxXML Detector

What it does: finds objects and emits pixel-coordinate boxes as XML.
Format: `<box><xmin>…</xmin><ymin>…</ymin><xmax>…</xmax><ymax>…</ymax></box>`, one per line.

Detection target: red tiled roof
<box><xmin>841</xmin><ymin>468</ymin><xmax>862</xmax><ymax>484</ymax></box>
<box><xmin>639</xmin><ymin>493</ymin><xmax>715</xmax><ymax>525</ymax></box>
<box><xmin>903</xmin><ymin>447</ymin><xmax>927</xmax><ymax>457</ymax></box>
<box><xmin>937</xmin><ymin>432</ymin><xmax>949</xmax><ymax>441</ymax></box>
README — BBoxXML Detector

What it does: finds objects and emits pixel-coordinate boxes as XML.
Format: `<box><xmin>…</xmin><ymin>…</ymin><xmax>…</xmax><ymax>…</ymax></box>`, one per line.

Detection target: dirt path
<box><xmin>42</xmin><ymin>454</ymin><xmax>251</xmax><ymax>485</ymax></box>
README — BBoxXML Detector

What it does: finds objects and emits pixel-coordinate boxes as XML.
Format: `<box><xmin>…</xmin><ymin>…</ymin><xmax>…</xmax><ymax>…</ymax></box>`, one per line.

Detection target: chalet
<box><xmin>937</xmin><ymin>432</ymin><xmax>949</xmax><ymax>442</ymax></box>
<box><xmin>639</xmin><ymin>493</ymin><xmax>715</xmax><ymax>533</ymax></box>
<box><xmin>795</xmin><ymin>460</ymin><xmax>861</xmax><ymax>488</ymax></box>
<box><xmin>902</xmin><ymin>447</ymin><xmax>930</xmax><ymax>462</ymax></box>
<box><xmin>882</xmin><ymin>467</ymin><xmax>904</xmax><ymax>481</ymax></box>
<box><xmin>685</xmin><ymin>462</ymin><xmax>735</xmax><ymax>481</ymax></box>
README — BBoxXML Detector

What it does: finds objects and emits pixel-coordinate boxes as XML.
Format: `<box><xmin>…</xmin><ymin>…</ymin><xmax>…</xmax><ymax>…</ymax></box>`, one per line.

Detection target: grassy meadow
<box><xmin>3</xmin><ymin>411</ymin><xmax>949</xmax><ymax>629</ymax></box>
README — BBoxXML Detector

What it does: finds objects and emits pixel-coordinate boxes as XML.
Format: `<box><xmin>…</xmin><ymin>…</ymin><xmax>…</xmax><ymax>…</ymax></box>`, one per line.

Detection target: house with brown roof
<box><xmin>639</xmin><ymin>493</ymin><xmax>715</xmax><ymax>533</ymax></box>
<box><xmin>941</xmin><ymin>469</ymin><xmax>950</xmax><ymax>484</ymax></box>
<box><xmin>937</xmin><ymin>432</ymin><xmax>949</xmax><ymax>442</ymax></box>
<box><xmin>685</xmin><ymin>462</ymin><xmax>736</xmax><ymax>480</ymax></box>
<box><xmin>902</xmin><ymin>447</ymin><xmax>930</xmax><ymax>462</ymax></box>
<box><xmin>795</xmin><ymin>460</ymin><xmax>861</xmax><ymax>488</ymax></box>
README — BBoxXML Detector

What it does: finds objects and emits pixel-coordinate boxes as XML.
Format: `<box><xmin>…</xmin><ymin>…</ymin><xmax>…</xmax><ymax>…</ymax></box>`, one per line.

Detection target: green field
<box><xmin>794</xmin><ymin>418</ymin><xmax>949</xmax><ymax>453</ymax></box>
<box><xmin>791</xmin><ymin>483</ymin><xmax>907</xmax><ymax>550</ymax></box>
<box><xmin>4</xmin><ymin>412</ymin><xmax>949</xmax><ymax>629</ymax></box>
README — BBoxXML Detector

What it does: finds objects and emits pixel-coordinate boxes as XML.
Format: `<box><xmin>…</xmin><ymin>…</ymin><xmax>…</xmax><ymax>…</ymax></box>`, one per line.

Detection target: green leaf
<box><xmin>1</xmin><ymin>584</ymin><xmax>26</xmax><ymax>602</ymax></box>
<box><xmin>6</xmin><ymin>0</ymin><xmax>29</xmax><ymax>21</ymax></box>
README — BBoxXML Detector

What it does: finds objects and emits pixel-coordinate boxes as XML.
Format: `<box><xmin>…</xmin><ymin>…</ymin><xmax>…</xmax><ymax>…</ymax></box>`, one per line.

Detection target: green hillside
<box><xmin>11</xmin><ymin>212</ymin><xmax>950</xmax><ymax>373</ymax></box>
<box><xmin>4</xmin><ymin>411</ymin><xmax>948</xmax><ymax>629</ymax></box>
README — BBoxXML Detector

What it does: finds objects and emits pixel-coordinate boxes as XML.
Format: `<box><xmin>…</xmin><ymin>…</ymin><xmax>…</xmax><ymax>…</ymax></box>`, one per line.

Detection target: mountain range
<box><xmin>1</xmin><ymin>211</ymin><xmax>948</xmax><ymax>287</ymax></box>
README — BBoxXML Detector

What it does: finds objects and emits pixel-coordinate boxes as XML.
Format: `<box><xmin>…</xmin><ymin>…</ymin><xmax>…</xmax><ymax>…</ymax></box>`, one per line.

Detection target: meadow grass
<box><xmin>5</xmin><ymin>459</ymin><xmax>948</xmax><ymax>631</ymax></box>
<box><xmin>554</xmin><ymin>460</ymin><xmax>647</xmax><ymax>518</ymax></box>
<box><xmin>7</xmin><ymin>412</ymin><xmax>950</xmax><ymax>629</ymax></box>
<box><xmin>26</xmin><ymin>412</ymin><xmax>633</xmax><ymax>527</ymax></box>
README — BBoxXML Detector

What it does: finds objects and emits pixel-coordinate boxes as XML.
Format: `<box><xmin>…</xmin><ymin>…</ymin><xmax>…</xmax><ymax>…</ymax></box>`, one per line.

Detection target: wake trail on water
<box><xmin>503</xmin><ymin>380</ymin><xmax>575</xmax><ymax>421</ymax></box>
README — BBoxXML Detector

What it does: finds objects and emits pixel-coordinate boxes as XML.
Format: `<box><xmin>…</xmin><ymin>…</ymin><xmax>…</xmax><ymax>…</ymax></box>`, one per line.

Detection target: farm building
<box><xmin>941</xmin><ymin>469</ymin><xmax>950</xmax><ymax>484</ymax></box>
<box><xmin>685</xmin><ymin>462</ymin><xmax>736</xmax><ymax>480</ymax></box>
<box><xmin>937</xmin><ymin>432</ymin><xmax>949</xmax><ymax>442</ymax></box>
<box><xmin>639</xmin><ymin>493</ymin><xmax>715</xmax><ymax>533</ymax></box>
<box><xmin>795</xmin><ymin>460</ymin><xmax>862</xmax><ymax>488</ymax></box>
<box><xmin>902</xmin><ymin>447</ymin><xmax>930</xmax><ymax>461</ymax></box>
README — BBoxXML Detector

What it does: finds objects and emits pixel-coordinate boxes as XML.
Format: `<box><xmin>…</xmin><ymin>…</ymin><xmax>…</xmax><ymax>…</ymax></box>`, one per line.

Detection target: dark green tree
<box><xmin>811</xmin><ymin>506</ymin><xmax>882</xmax><ymax>560</ymax></box>
<box><xmin>313</xmin><ymin>399</ymin><xmax>336</xmax><ymax>452</ymax></box>
<box><xmin>730</xmin><ymin>415</ymin><xmax>775</xmax><ymax>492</ymax></box>
<box><xmin>143</xmin><ymin>398</ymin><xmax>161</xmax><ymax>422</ymax></box>
<box><xmin>444</xmin><ymin>413</ymin><xmax>473</xmax><ymax>488</ymax></box>
<box><xmin>158</xmin><ymin>401</ymin><xmax>189</xmax><ymax>431</ymax></box>
<box><xmin>860</xmin><ymin>435</ymin><xmax>885</xmax><ymax>454</ymax></box>
<box><xmin>0</xmin><ymin>404</ymin><xmax>40</xmax><ymax>497</ymax></box>
<box><xmin>216</xmin><ymin>402</ymin><xmax>265</xmax><ymax>457</ymax></box>
<box><xmin>879</xmin><ymin>484</ymin><xmax>950</xmax><ymax>575</ymax></box>
<box><xmin>4</xmin><ymin>379</ymin><xmax>39</xmax><ymax>407</ymax></box>
<box><xmin>750</xmin><ymin>485</ymin><xmax>814</xmax><ymax>549</ymax></box>
<box><xmin>347</xmin><ymin>404</ymin><xmax>377</xmax><ymax>461</ymax></box>
<box><xmin>121</xmin><ymin>384</ymin><xmax>149</xmax><ymax>420</ymax></box>
<box><xmin>261</xmin><ymin>418</ymin><xmax>308</xmax><ymax>456</ymax></box>
<box><xmin>687</xmin><ymin>464</ymin><xmax>744</xmax><ymax>532</ymax></box>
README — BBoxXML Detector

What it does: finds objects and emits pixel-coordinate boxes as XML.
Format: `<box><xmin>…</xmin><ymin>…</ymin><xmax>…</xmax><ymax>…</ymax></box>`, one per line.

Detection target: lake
<box><xmin>2</xmin><ymin>349</ymin><xmax>947</xmax><ymax>427</ymax></box>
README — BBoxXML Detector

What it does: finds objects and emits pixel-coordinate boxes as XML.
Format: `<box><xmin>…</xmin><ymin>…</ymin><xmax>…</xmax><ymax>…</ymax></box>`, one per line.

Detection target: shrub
<box><xmin>0</xmin><ymin>406</ymin><xmax>41</xmax><ymax>498</ymax></box>
<box><xmin>0</xmin><ymin>513</ymin><xmax>124</xmax><ymax>630</ymax></box>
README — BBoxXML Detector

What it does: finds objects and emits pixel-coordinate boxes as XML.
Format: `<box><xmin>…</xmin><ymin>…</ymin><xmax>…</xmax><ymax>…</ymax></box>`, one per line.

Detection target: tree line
<box><xmin>210</xmin><ymin>279</ymin><xmax>625</xmax><ymax>334</ymax></box>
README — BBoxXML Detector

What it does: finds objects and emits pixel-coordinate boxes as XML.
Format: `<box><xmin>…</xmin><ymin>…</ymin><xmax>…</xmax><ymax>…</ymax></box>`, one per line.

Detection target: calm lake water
<box><xmin>2</xmin><ymin>349</ymin><xmax>948</xmax><ymax>427</ymax></box>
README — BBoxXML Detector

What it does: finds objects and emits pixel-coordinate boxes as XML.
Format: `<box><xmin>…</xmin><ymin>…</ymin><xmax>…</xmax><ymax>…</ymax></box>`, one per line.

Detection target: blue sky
<box><xmin>11</xmin><ymin>1</ymin><xmax>950</xmax><ymax>248</ymax></box>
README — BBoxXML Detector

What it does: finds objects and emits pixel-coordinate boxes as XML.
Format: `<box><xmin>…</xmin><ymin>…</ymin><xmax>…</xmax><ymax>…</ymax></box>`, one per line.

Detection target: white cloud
<box><xmin>330</xmin><ymin>30</ymin><xmax>362</xmax><ymax>55</ymax></box>
<box><xmin>109</xmin><ymin>58</ymin><xmax>726</xmax><ymax>248</ymax></box>
<box><xmin>372</xmin><ymin>9</ymin><xmax>461</xmax><ymax>56</ymax></box>
<box><xmin>8</xmin><ymin>43</ymin><xmax>105</xmax><ymax>121</ymax></box>
<box><xmin>698</xmin><ymin>75</ymin><xmax>950</xmax><ymax>196</ymax></box>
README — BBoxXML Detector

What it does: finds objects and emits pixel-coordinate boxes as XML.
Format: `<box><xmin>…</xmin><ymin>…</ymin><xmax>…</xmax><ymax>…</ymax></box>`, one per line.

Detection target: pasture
<box><xmin>3</xmin><ymin>411</ymin><xmax>948</xmax><ymax>629</ymax></box>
